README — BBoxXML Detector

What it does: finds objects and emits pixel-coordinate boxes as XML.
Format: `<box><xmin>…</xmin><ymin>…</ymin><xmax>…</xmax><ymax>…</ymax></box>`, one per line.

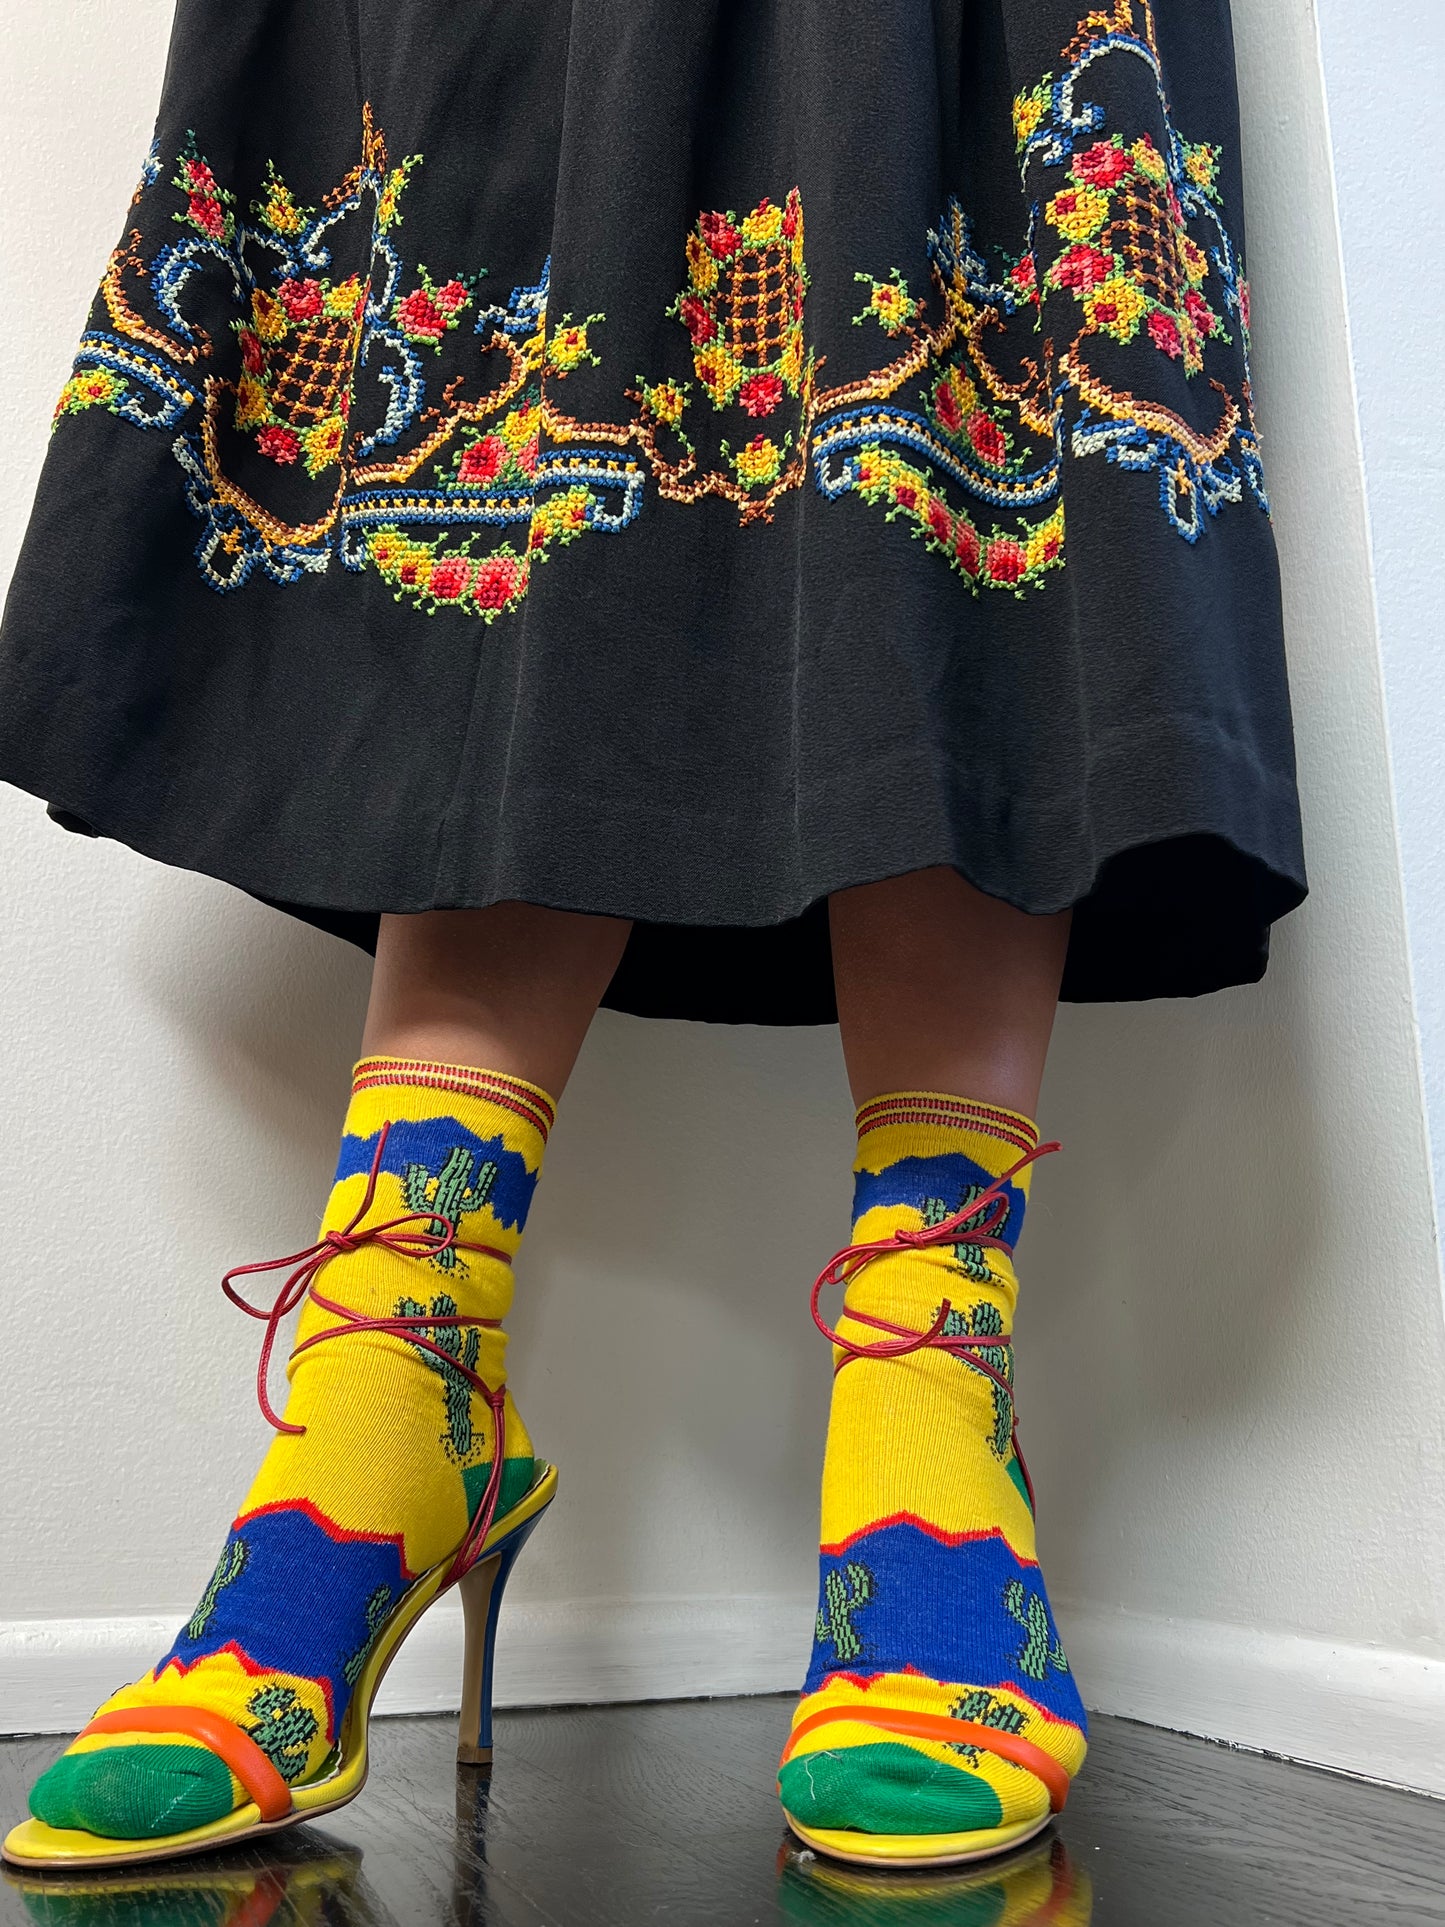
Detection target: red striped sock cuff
<box><xmin>351</xmin><ymin>1057</ymin><xmax>557</xmax><ymax>1142</ymax></box>
<box><xmin>855</xmin><ymin>1090</ymin><xmax>1040</xmax><ymax>1157</ymax></box>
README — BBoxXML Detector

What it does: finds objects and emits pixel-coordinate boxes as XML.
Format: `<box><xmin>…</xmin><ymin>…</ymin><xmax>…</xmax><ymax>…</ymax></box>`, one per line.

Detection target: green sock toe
<box><xmin>29</xmin><ymin>1743</ymin><xmax>236</xmax><ymax>1840</ymax></box>
<box><xmin>780</xmin><ymin>1742</ymin><xmax>1005</xmax><ymax>1836</ymax></box>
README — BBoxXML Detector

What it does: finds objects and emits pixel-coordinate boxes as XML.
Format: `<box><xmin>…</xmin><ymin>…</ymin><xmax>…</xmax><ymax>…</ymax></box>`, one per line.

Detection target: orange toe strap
<box><xmin>77</xmin><ymin>1706</ymin><xmax>294</xmax><ymax>1823</ymax></box>
<box><xmin>779</xmin><ymin>1705</ymin><xmax>1071</xmax><ymax>1814</ymax></box>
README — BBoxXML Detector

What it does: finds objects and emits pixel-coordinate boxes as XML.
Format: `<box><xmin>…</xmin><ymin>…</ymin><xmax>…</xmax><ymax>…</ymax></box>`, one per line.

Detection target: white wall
<box><xmin>1313</xmin><ymin>0</ymin><xmax>1445</xmax><ymax>1273</ymax></box>
<box><xmin>2</xmin><ymin>0</ymin><xmax>1444</xmax><ymax>1798</ymax></box>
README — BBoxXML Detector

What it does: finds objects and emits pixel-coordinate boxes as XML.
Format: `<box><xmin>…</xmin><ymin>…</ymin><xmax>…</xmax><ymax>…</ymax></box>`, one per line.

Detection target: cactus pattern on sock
<box><xmin>782</xmin><ymin>1092</ymin><xmax>1087</xmax><ymax>1843</ymax></box>
<box><xmin>396</xmin><ymin>1292</ymin><xmax>482</xmax><ymax>1458</ymax></box>
<box><xmin>185</xmin><ymin>1540</ymin><xmax>249</xmax><ymax>1642</ymax></box>
<box><xmin>402</xmin><ymin>1148</ymin><xmax>498</xmax><ymax>1272</ymax></box>
<box><xmin>27</xmin><ymin>1059</ymin><xmax>553</xmax><ymax>1844</ymax></box>
<box><xmin>244</xmin><ymin>1685</ymin><xmax>318</xmax><ymax>1782</ymax></box>
<box><xmin>1003</xmin><ymin>1579</ymin><xmax>1070</xmax><ymax>1681</ymax></box>
<box><xmin>816</xmin><ymin>1562</ymin><xmax>875</xmax><ymax>1663</ymax></box>
<box><xmin>341</xmin><ymin>1585</ymin><xmax>394</xmax><ymax>1687</ymax></box>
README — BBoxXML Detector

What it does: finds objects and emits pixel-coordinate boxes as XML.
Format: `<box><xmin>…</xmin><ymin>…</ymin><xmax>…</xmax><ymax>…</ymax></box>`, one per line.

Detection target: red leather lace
<box><xmin>220</xmin><ymin>1120</ymin><xmax>515</xmax><ymax>1580</ymax></box>
<box><xmin>810</xmin><ymin>1140</ymin><xmax>1060</xmax><ymax>1513</ymax></box>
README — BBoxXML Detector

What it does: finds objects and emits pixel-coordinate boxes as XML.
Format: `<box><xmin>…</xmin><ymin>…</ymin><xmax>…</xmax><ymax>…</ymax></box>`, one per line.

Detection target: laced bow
<box><xmin>220</xmin><ymin>1120</ymin><xmax>515</xmax><ymax>1580</ymax></box>
<box><xmin>810</xmin><ymin>1139</ymin><xmax>1060</xmax><ymax>1513</ymax></box>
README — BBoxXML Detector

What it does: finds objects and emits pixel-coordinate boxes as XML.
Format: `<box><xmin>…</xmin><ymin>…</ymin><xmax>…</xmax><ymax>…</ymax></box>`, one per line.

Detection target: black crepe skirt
<box><xmin>0</xmin><ymin>0</ymin><xmax>1306</xmax><ymax>1023</ymax></box>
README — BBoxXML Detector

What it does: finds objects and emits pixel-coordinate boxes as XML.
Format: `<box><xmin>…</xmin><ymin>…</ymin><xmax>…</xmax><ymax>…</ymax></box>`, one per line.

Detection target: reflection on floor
<box><xmin>3</xmin><ymin>1699</ymin><xmax>1444</xmax><ymax>1926</ymax></box>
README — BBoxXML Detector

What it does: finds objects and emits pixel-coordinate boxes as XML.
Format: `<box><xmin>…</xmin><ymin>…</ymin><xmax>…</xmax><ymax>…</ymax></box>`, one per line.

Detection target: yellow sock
<box><xmin>781</xmin><ymin>1092</ymin><xmax>1087</xmax><ymax>1841</ymax></box>
<box><xmin>30</xmin><ymin>1056</ymin><xmax>552</xmax><ymax>1840</ymax></box>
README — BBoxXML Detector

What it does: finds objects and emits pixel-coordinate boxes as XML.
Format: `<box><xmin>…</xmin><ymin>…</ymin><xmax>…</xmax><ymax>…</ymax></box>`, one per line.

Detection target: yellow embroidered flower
<box><xmin>376</xmin><ymin>159</ymin><xmax>417</xmax><ymax>232</ymax></box>
<box><xmin>54</xmin><ymin>369</ymin><xmax>124</xmax><ymax>419</ymax></box>
<box><xmin>1012</xmin><ymin>84</ymin><xmax>1050</xmax><ymax>147</ymax></box>
<box><xmin>1131</xmin><ymin>136</ymin><xmax>1167</xmax><ymax>184</ymax></box>
<box><xmin>1084</xmin><ymin>275</ymin><xmax>1147</xmax><ymax>340</ymax></box>
<box><xmin>370</xmin><ymin>529</ymin><xmax>433</xmax><ymax>591</ymax></box>
<box><xmin>1046</xmin><ymin>183</ymin><xmax>1109</xmax><ymax>243</ymax></box>
<box><xmin>686</xmin><ymin>232</ymin><xmax>719</xmax><ymax>294</ymax></box>
<box><xmin>546</xmin><ymin>314</ymin><xmax>602</xmax><ymax>374</ymax></box>
<box><xmin>1178</xmin><ymin>235</ymin><xmax>1209</xmax><ymax>286</ymax></box>
<box><xmin>259</xmin><ymin>179</ymin><xmax>305</xmax><ymax>236</ymax></box>
<box><xmin>324</xmin><ymin>276</ymin><xmax>364</xmax><ymax>320</ymax></box>
<box><xmin>779</xmin><ymin>334</ymin><xmax>805</xmax><ymax>391</ymax></box>
<box><xmin>500</xmin><ymin>404</ymin><xmax>541</xmax><ymax>450</ymax></box>
<box><xmin>787</xmin><ymin>195</ymin><xmax>805</xmax><ymax>266</ymax></box>
<box><xmin>695</xmin><ymin>344</ymin><xmax>743</xmax><ymax>404</ymax></box>
<box><xmin>252</xmin><ymin>288</ymin><xmax>287</xmax><ymax>344</ymax></box>
<box><xmin>742</xmin><ymin>199</ymin><xmax>783</xmax><ymax>245</ymax></box>
<box><xmin>301</xmin><ymin>414</ymin><xmax>346</xmax><ymax>475</ymax></box>
<box><xmin>1026</xmin><ymin>505</ymin><xmax>1066</xmax><ymax>571</ymax></box>
<box><xmin>526</xmin><ymin>489</ymin><xmax>590</xmax><ymax>555</ymax></box>
<box><xmin>234</xmin><ymin>374</ymin><xmax>269</xmax><ymax>429</ymax></box>
<box><xmin>1184</xmin><ymin>142</ymin><xmax>1219</xmax><ymax>192</ymax></box>
<box><xmin>645</xmin><ymin>381</ymin><xmax>686</xmax><ymax>427</ymax></box>
<box><xmin>872</xmin><ymin>282</ymin><xmax>913</xmax><ymax>333</ymax></box>
<box><xmin>733</xmin><ymin>434</ymin><xmax>784</xmax><ymax>486</ymax></box>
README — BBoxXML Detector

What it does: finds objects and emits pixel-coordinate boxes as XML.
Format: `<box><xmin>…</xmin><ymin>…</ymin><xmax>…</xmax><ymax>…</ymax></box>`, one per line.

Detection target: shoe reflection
<box><xmin>776</xmin><ymin>1830</ymin><xmax>1091</xmax><ymax>1925</ymax></box>
<box><xmin>1</xmin><ymin>1835</ymin><xmax>385</xmax><ymax>1926</ymax></box>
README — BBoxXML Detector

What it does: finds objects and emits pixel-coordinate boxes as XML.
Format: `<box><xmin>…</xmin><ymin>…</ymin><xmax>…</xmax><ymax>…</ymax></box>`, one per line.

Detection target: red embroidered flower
<box><xmin>256</xmin><ymin>425</ymin><xmax>300</xmax><ymax>465</ymax></box>
<box><xmin>1183</xmin><ymin>289</ymin><xmax>1216</xmax><ymax>336</ymax></box>
<box><xmin>985</xmin><ymin>538</ymin><xmax>1027</xmax><ymax>585</ymax></box>
<box><xmin>739</xmin><ymin>373</ymin><xmax>784</xmax><ymax>418</ymax></box>
<box><xmin>1239</xmin><ymin>281</ymin><xmax>1252</xmax><ymax>331</ymax></box>
<box><xmin>184</xmin><ymin>159</ymin><xmax>219</xmax><ymax>195</ymax></box>
<box><xmin>1053</xmin><ymin>244</ymin><xmax>1112</xmax><ymax>291</ymax></box>
<box><xmin>435</xmin><ymin>279</ymin><xmax>469</xmax><ymax>313</ymax></box>
<box><xmin>967</xmin><ymin>412</ymin><xmax>1007</xmax><ymax>468</ymax></box>
<box><xmin>397</xmin><ymin>289</ymin><xmax>447</xmax><ymax>339</ymax></box>
<box><xmin>1167</xmin><ymin>187</ymin><xmax>1185</xmax><ymax>226</ymax></box>
<box><xmin>430</xmin><ymin>557</ymin><xmax>472</xmax><ymax>601</ymax></box>
<box><xmin>238</xmin><ymin>330</ymin><xmax>264</xmax><ymax>374</ymax></box>
<box><xmin>678</xmin><ymin>294</ymin><xmax>717</xmax><ymax>345</ymax></box>
<box><xmin>955</xmin><ymin>523</ymin><xmax>981</xmax><ymax>576</ymax></box>
<box><xmin>474</xmin><ymin>556</ymin><xmax>525</xmax><ymax>609</ymax></box>
<box><xmin>459</xmin><ymin>435</ymin><xmax>507</xmax><ymax>485</ymax></box>
<box><xmin>1148</xmin><ymin>310</ymin><xmax>1183</xmax><ymax>358</ymax></box>
<box><xmin>699</xmin><ymin>212</ymin><xmax>741</xmax><ymax>259</ymax></box>
<box><xmin>782</xmin><ymin>195</ymin><xmax>800</xmax><ymax>240</ymax></box>
<box><xmin>517</xmin><ymin>437</ymin><xmax>541</xmax><ymax>475</ymax></box>
<box><xmin>189</xmin><ymin>195</ymin><xmax>226</xmax><ymax>238</ymax></box>
<box><xmin>278</xmin><ymin>278</ymin><xmax>323</xmax><ymax>321</ymax></box>
<box><xmin>934</xmin><ymin>378</ymin><xmax>963</xmax><ymax>434</ymax></box>
<box><xmin>927</xmin><ymin>500</ymin><xmax>953</xmax><ymax>545</ymax></box>
<box><xmin>893</xmin><ymin>482</ymin><xmax>918</xmax><ymax>511</ymax></box>
<box><xmin>1010</xmin><ymin>253</ymin><xmax>1038</xmax><ymax>295</ymax></box>
<box><xmin>1074</xmin><ymin>141</ymin><xmax>1132</xmax><ymax>189</ymax></box>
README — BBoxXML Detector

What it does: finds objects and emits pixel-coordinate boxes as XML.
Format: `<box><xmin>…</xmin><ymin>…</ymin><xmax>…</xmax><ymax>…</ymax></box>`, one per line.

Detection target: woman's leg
<box><xmin>363</xmin><ymin>903</ymin><xmax>632</xmax><ymax>1095</ymax></box>
<box><xmin>30</xmin><ymin>904</ymin><xmax>629</xmax><ymax>1840</ymax></box>
<box><xmin>828</xmin><ymin>865</ymin><xmax>1068</xmax><ymax>1113</ymax></box>
<box><xmin>780</xmin><ymin>867</ymin><xmax>1087</xmax><ymax>1851</ymax></box>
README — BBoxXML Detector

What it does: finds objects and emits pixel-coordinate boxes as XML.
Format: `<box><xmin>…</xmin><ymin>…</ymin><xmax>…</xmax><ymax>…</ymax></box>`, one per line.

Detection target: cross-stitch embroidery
<box><xmin>52</xmin><ymin>2</ymin><xmax>1265</xmax><ymax>614</ymax></box>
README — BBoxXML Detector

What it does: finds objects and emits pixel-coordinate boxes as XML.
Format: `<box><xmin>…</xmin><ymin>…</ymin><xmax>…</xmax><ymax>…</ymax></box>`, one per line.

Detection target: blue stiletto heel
<box><xmin>456</xmin><ymin>1508</ymin><xmax>546</xmax><ymax>1766</ymax></box>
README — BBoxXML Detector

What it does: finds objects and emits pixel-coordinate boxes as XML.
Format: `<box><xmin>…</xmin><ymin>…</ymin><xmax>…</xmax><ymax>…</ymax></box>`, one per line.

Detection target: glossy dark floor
<box><xmin>3</xmin><ymin>1700</ymin><xmax>1443</xmax><ymax>1927</ymax></box>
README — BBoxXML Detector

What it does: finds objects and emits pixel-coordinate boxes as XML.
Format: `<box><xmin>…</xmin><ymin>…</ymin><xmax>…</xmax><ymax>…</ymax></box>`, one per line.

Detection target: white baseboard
<box><xmin>3</xmin><ymin>1597</ymin><xmax>1443</xmax><ymax>1798</ymax></box>
<box><xmin>1057</xmin><ymin>1600</ymin><xmax>1445</xmax><ymax>1797</ymax></box>
<box><xmin>0</xmin><ymin>1595</ymin><xmax>817</xmax><ymax>1738</ymax></box>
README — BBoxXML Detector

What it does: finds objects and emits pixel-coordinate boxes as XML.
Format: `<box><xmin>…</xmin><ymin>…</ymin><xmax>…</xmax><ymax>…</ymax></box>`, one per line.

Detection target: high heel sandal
<box><xmin>2</xmin><ymin>1124</ymin><xmax>555</xmax><ymax>1873</ymax></box>
<box><xmin>779</xmin><ymin>1144</ymin><xmax>1074</xmax><ymax>1870</ymax></box>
